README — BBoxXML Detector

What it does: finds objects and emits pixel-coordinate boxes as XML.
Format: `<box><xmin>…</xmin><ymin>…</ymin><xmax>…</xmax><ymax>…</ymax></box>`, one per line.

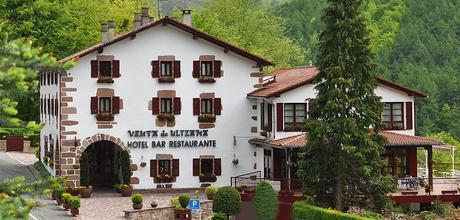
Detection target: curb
<box><xmin>27</xmin><ymin>164</ymin><xmax>42</xmax><ymax>181</ymax></box>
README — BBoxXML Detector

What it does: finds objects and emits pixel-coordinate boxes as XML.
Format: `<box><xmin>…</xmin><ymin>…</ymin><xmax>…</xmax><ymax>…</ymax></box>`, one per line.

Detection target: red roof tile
<box><xmin>60</xmin><ymin>17</ymin><xmax>273</xmax><ymax>66</ymax></box>
<box><xmin>249</xmin><ymin>131</ymin><xmax>443</xmax><ymax>148</ymax></box>
<box><xmin>247</xmin><ymin>66</ymin><xmax>426</xmax><ymax>98</ymax></box>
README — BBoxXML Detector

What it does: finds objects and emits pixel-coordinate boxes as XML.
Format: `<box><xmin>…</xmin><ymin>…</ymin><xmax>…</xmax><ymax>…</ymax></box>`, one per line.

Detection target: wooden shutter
<box><xmin>150</xmin><ymin>160</ymin><xmax>157</xmax><ymax>177</ymax></box>
<box><xmin>214</xmin><ymin>98</ymin><xmax>222</xmax><ymax>115</ymax></box>
<box><xmin>172</xmin><ymin>159</ymin><xmax>179</xmax><ymax>176</ymax></box>
<box><xmin>90</xmin><ymin>97</ymin><xmax>98</xmax><ymax>114</ymax></box>
<box><xmin>193</xmin><ymin>158</ymin><xmax>200</xmax><ymax>176</ymax></box>
<box><xmin>276</xmin><ymin>103</ymin><xmax>283</xmax><ymax>131</ymax></box>
<box><xmin>192</xmin><ymin>61</ymin><xmax>200</xmax><ymax>78</ymax></box>
<box><xmin>214</xmin><ymin>158</ymin><xmax>221</xmax><ymax>176</ymax></box>
<box><xmin>91</xmin><ymin>60</ymin><xmax>98</xmax><ymax>78</ymax></box>
<box><xmin>112</xmin><ymin>96</ymin><xmax>120</xmax><ymax>114</ymax></box>
<box><xmin>213</xmin><ymin>60</ymin><xmax>222</xmax><ymax>78</ymax></box>
<box><xmin>193</xmin><ymin>98</ymin><xmax>200</xmax><ymax>115</ymax></box>
<box><xmin>173</xmin><ymin>60</ymin><xmax>181</xmax><ymax>78</ymax></box>
<box><xmin>152</xmin><ymin>97</ymin><xmax>160</xmax><ymax>115</ymax></box>
<box><xmin>406</xmin><ymin>102</ymin><xmax>413</xmax><ymax>130</ymax></box>
<box><xmin>268</xmin><ymin>104</ymin><xmax>273</xmax><ymax>129</ymax></box>
<box><xmin>112</xmin><ymin>60</ymin><xmax>120</xmax><ymax>78</ymax></box>
<box><xmin>151</xmin><ymin>61</ymin><xmax>159</xmax><ymax>78</ymax></box>
<box><xmin>55</xmin><ymin>99</ymin><xmax>58</xmax><ymax>116</ymax></box>
<box><xmin>173</xmin><ymin>97</ymin><xmax>181</xmax><ymax>115</ymax></box>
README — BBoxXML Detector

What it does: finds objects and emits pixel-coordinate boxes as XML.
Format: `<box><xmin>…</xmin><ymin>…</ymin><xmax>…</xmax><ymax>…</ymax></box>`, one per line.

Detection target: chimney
<box><xmin>141</xmin><ymin>7</ymin><xmax>150</xmax><ymax>26</ymax></box>
<box><xmin>182</xmin><ymin>10</ymin><xmax>192</xmax><ymax>26</ymax></box>
<box><xmin>134</xmin><ymin>12</ymin><xmax>141</xmax><ymax>29</ymax></box>
<box><xmin>101</xmin><ymin>22</ymin><xmax>108</xmax><ymax>43</ymax></box>
<box><xmin>107</xmin><ymin>20</ymin><xmax>115</xmax><ymax>41</ymax></box>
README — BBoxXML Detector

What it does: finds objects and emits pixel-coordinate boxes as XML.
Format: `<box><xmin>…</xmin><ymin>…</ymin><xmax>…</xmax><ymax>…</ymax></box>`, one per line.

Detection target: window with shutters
<box><xmin>160</xmin><ymin>98</ymin><xmax>173</xmax><ymax>114</ymax></box>
<box><xmin>158</xmin><ymin>160</ymin><xmax>171</xmax><ymax>175</ymax></box>
<box><xmin>284</xmin><ymin>103</ymin><xmax>307</xmax><ymax>132</ymax></box>
<box><xmin>99</xmin><ymin>97</ymin><xmax>112</xmax><ymax>113</ymax></box>
<box><xmin>160</xmin><ymin>61</ymin><xmax>173</xmax><ymax>77</ymax></box>
<box><xmin>201</xmin><ymin>99</ymin><xmax>213</xmax><ymax>114</ymax></box>
<box><xmin>382</xmin><ymin>102</ymin><xmax>404</xmax><ymax>130</ymax></box>
<box><xmin>99</xmin><ymin>61</ymin><xmax>112</xmax><ymax>77</ymax></box>
<box><xmin>151</xmin><ymin>57</ymin><xmax>180</xmax><ymax>83</ymax></box>
<box><xmin>201</xmin><ymin>61</ymin><xmax>213</xmax><ymax>76</ymax></box>
<box><xmin>195</xmin><ymin>157</ymin><xmax>221</xmax><ymax>182</ymax></box>
<box><xmin>91</xmin><ymin>95</ymin><xmax>120</xmax><ymax>121</ymax></box>
<box><xmin>200</xmin><ymin>159</ymin><xmax>213</xmax><ymax>175</ymax></box>
<box><xmin>91</xmin><ymin>57</ymin><xmax>120</xmax><ymax>83</ymax></box>
<box><xmin>261</xmin><ymin>103</ymin><xmax>273</xmax><ymax>132</ymax></box>
<box><xmin>195</xmin><ymin>97</ymin><xmax>221</xmax><ymax>123</ymax></box>
<box><xmin>193</xmin><ymin>58</ymin><xmax>222</xmax><ymax>83</ymax></box>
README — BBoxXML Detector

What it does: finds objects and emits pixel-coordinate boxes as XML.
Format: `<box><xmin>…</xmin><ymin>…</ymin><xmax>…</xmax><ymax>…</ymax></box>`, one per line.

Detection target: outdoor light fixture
<box><xmin>233</xmin><ymin>136</ymin><xmax>236</xmax><ymax>146</ymax></box>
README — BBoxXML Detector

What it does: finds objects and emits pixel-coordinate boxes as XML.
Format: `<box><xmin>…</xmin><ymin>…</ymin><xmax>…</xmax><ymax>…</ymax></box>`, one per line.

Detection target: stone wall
<box><xmin>124</xmin><ymin>200</ymin><xmax>213</xmax><ymax>220</ymax></box>
<box><xmin>0</xmin><ymin>140</ymin><xmax>6</xmax><ymax>151</ymax></box>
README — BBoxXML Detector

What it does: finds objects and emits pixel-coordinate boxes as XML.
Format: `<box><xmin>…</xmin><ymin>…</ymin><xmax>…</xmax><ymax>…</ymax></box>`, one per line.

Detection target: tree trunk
<box><xmin>335</xmin><ymin>151</ymin><xmax>344</xmax><ymax>210</ymax></box>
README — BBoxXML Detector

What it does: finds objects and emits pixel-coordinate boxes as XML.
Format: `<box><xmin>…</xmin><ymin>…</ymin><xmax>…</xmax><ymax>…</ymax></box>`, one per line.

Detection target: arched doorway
<box><xmin>82</xmin><ymin>140</ymin><xmax>123</xmax><ymax>189</ymax></box>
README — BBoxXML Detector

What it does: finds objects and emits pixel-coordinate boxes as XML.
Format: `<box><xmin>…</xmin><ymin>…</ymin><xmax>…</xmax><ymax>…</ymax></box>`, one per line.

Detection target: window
<box><xmin>99</xmin><ymin>61</ymin><xmax>112</xmax><ymax>77</ymax></box>
<box><xmin>382</xmin><ymin>149</ymin><xmax>407</xmax><ymax>177</ymax></box>
<box><xmin>160</xmin><ymin>61</ymin><xmax>173</xmax><ymax>77</ymax></box>
<box><xmin>158</xmin><ymin>160</ymin><xmax>171</xmax><ymax>175</ymax></box>
<box><xmin>201</xmin><ymin>61</ymin><xmax>213</xmax><ymax>76</ymax></box>
<box><xmin>382</xmin><ymin>102</ymin><xmax>403</xmax><ymax>129</ymax></box>
<box><xmin>261</xmin><ymin>103</ymin><xmax>272</xmax><ymax>131</ymax></box>
<box><xmin>200</xmin><ymin>159</ymin><xmax>214</xmax><ymax>175</ymax></box>
<box><xmin>201</xmin><ymin>99</ymin><xmax>213</xmax><ymax>114</ymax></box>
<box><xmin>284</xmin><ymin>103</ymin><xmax>307</xmax><ymax>130</ymax></box>
<box><xmin>160</xmin><ymin>98</ymin><xmax>173</xmax><ymax>113</ymax></box>
<box><xmin>99</xmin><ymin>97</ymin><xmax>111</xmax><ymax>113</ymax></box>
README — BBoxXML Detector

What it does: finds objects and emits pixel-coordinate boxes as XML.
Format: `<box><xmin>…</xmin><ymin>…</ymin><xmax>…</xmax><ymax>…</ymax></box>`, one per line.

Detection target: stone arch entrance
<box><xmin>76</xmin><ymin>134</ymin><xmax>130</xmax><ymax>189</ymax></box>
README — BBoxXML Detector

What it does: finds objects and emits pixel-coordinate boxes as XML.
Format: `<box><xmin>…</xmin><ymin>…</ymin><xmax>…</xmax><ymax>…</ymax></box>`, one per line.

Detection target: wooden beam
<box><xmin>427</xmin><ymin>146</ymin><xmax>433</xmax><ymax>192</ymax></box>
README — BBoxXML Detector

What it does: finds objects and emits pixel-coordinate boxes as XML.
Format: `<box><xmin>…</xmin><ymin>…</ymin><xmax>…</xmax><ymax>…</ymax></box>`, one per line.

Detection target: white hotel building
<box><xmin>39</xmin><ymin>10</ymin><xmax>438</xmax><ymax>191</ymax></box>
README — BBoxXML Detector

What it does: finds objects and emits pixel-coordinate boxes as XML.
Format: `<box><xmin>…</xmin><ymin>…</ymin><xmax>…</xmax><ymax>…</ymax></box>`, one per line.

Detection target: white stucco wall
<box><xmin>64</xmin><ymin>24</ymin><xmax>262</xmax><ymax>189</ymax></box>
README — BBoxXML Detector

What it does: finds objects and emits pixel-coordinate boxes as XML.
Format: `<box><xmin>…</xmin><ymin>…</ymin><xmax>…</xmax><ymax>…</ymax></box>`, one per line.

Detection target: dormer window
<box><xmin>200</xmin><ymin>61</ymin><xmax>213</xmax><ymax>77</ymax></box>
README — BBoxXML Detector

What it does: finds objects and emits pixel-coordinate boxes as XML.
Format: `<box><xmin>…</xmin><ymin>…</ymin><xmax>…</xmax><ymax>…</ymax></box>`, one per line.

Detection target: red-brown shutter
<box><xmin>213</xmin><ymin>60</ymin><xmax>222</xmax><ymax>78</ymax></box>
<box><xmin>268</xmin><ymin>104</ymin><xmax>273</xmax><ymax>129</ymax></box>
<box><xmin>406</xmin><ymin>102</ymin><xmax>413</xmax><ymax>130</ymax></box>
<box><xmin>90</xmin><ymin>97</ymin><xmax>98</xmax><ymax>114</ymax></box>
<box><xmin>193</xmin><ymin>98</ymin><xmax>200</xmax><ymax>115</ymax></box>
<box><xmin>214</xmin><ymin>98</ymin><xmax>222</xmax><ymax>115</ymax></box>
<box><xmin>91</xmin><ymin>60</ymin><xmax>98</xmax><ymax>78</ymax></box>
<box><xmin>55</xmin><ymin>99</ymin><xmax>58</xmax><ymax>116</ymax></box>
<box><xmin>152</xmin><ymin>97</ymin><xmax>159</xmax><ymax>115</ymax></box>
<box><xmin>192</xmin><ymin>61</ymin><xmax>200</xmax><ymax>78</ymax></box>
<box><xmin>112</xmin><ymin>96</ymin><xmax>120</xmax><ymax>114</ymax></box>
<box><xmin>112</xmin><ymin>60</ymin><xmax>120</xmax><ymax>78</ymax></box>
<box><xmin>193</xmin><ymin>158</ymin><xmax>200</xmax><ymax>176</ymax></box>
<box><xmin>214</xmin><ymin>158</ymin><xmax>221</xmax><ymax>176</ymax></box>
<box><xmin>151</xmin><ymin>61</ymin><xmax>159</xmax><ymax>78</ymax></box>
<box><xmin>150</xmin><ymin>160</ymin><xmax>157</xmax><ymax>177</ymax></box>
<box><xmin>276</xmin><ymin>103</ymin><xmax>283</xmax><ymax>131</ymax></box>
<box><xmin>173</xmin><ymin>97</ymin><xmax>181</xmax><ymax>115</ymax></box>
<box><xmin>172</xmin><ymin>159</ymin><xmax>179</xmax><ymax>176</ymax></box>
<box><xmin>173</xmin><ymin>60</ymin><xmax>181</xmax><ymax>78</ymax></box>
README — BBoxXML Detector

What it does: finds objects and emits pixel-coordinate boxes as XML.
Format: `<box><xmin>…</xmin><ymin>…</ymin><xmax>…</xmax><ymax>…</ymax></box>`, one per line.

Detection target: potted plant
<box><xmin>157</xmin><ymin>114</ymin><xmax>175</xmax><ymax>122</ymax></box>
<box><xmin>62</xmin><ymin>193</ymin><xmax>72</xmax><ymax>210</ymax></box>
<box><xmin>80</xmin><ymin>153</ymin><xmax>92</xmax><ymax>198</ymax></box>
<box><xmin>173</xmin><ymin>193</ymin><xmax>191</xmax><ymax>220</ymax></box>
<box><xmin>156</xmin><ymin>174</ymin><xmax>173</xmax><ymax>183</ymax></box>
<box><xmin>198</xmin><ymin>114</ymin><xmax>216</xmax><ymax>123</ymax></box>
<box><xmin>199</xmin><ymin>173</ymin><xmax>217</xmax><ymax>182</ymax></box>
<box><xmin>140</xmin><ymin>161</ymin><xmax>147</xmax><ymax>167</ymax></box>
<box><xmin>151</xmin><ymin>201</ymin><xmax>158</xmax><ymax>208</ymax></box>
<box><xmin>205</xmin><ymin>186</ymin><xmax>219</xmax><ymax>200</ymax></box>
<box><xmin>66</xmin><ymin>187</ymin><xmax>79</xmax><ymax>196</ymax></box>
<box><xmin>55</xmin><ymin>188</ymin><xmax>65</xmax><ymax>205</ymax></box>
<box><xmin>131</xmin><ymin>193</ymin><xmax>144</xmax><ymax>210</ymax></box>
<box><xmin>120</xmin><ymin>184</ymin><xmax>133</xmax><ymax>197</ymax></box>
<box><xmin>69</xmin><ymin>196</ymin><xmax>80</xmax><ymax>216</ymax></box>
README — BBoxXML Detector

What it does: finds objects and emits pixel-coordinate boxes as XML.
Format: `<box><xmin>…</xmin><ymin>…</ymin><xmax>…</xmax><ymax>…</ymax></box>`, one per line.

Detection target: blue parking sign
<box><xmin>188</xmin><ymin>199</ymin><xmax>201</xmax><ymax>211</ymax></box>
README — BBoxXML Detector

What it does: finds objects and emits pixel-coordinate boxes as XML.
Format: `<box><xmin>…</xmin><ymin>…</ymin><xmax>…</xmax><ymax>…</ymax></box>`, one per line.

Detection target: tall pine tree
<box><xmin>298</xmin><ymin>0</ymin><xmax>389</xmax><ymax>210</ymax></box>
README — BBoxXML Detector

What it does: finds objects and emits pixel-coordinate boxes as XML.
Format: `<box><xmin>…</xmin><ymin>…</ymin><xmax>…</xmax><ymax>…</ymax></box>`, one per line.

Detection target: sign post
<box><xmin>189</xmin><ymin>199</ymin><xmax>201</xmax><ymax>220</ymax></box>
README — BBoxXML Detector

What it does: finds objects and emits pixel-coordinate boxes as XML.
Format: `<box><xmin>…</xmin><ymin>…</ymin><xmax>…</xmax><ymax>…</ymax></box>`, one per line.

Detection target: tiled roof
<box><xmin>249</xmin><ymin>131</ymin><xmax>443</xmax><ymax>148</ymax></box>
<box><xmin>59</xmin><ymin>17</ymin><xmax>273</xmax><ymax>66</ymax></box>
<box><xmin>247</xmin><ymin>66</ymin><xmax>426</xmax><ymax>98</ymax></box>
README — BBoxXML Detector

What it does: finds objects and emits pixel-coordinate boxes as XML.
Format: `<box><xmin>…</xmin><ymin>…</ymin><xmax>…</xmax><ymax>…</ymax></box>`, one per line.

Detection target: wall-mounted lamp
<box><xmin>233</xmin><ymin>136</ymin><xmax>236</xmax><ymax>146</ymax></box>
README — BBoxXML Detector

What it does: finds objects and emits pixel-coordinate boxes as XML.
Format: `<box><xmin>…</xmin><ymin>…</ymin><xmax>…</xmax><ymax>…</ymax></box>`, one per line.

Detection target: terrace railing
<box><xmin>230</xmin><ymin>171</ymin><xmax>302</xmax><ymax>192</ymax></box>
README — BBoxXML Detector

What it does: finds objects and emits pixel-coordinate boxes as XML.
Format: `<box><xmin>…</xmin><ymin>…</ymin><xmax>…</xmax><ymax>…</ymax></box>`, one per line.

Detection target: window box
<box><xmin>198</xmin><ymin>77</ymin><xmax>216</xmax><ymax>83</ymax></box>
<box><xmin>95</xmin><ymin>113</ymin><xmax>114</xmax><ymax>121</ymax></box>
<box><xmin>155</xmin><ymin>174</ymin><xmax>173</xmax><ymax>183</ymax></box>
<box><xmin>158</xmin><ymin>77</ymin><xmax>175</xmax><ymax>83</ymax></box>
<box><xmin>283</xmin><ymin>126</ymin><xmax>303</xmax><ymax>132</ymax></box>
<box><xmin>97</xmin><ymin>76</ymin><xmax>114</xmax><ymax>83</ymax></box>
<box><xmin>157</xmin><ymin>114</ymin><xmax>175</xmax><ymax>122</ymax></box>
<box><xmin>199</xmin><ymin>174</ymin><xmax>217</xmax><ymax>183</ymax></box>
<box><xmin>198</xmin><ymin>115</ymin><xmax>216</xmax><ymax>123</ymax></box>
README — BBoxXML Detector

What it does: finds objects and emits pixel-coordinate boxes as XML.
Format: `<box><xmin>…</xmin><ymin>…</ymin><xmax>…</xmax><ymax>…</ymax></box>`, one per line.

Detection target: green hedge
<box><xmin>292</xmin><ymin>201</ymin><xmax>372</xmax><ymax>220</ymax></box>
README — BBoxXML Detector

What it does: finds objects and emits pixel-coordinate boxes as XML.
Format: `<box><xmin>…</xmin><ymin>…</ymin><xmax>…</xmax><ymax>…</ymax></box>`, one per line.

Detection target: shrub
<box><xmin>253</xmin><ymin>181</ymin><xmax>278</xmax><ymax>220</ymax></box>
<box><xmin>80</xmin><ymin>153</ymin><xmax>90</xmax><ymax>186</ymax></box>
<box><xmin>420</xmin><ymin>211</ymin><xmax>435</xmax><ymax>220</ymax></box>
<box><xmin>170</xmin><ymin>196</ymin><xmax>183</xmax><ymax>210</ymax></box>
<box><xmin>55</xmin><ymin>188</ymin><xmax>65</xmax><ymax>198</ymax></box>
<box><xmin>432</xmin><ymin>199</ymin><xmax>449</xmax><ymax>215</ymax></box>
<box><xmin>69</xmin><ymin>196</ymin><xmax>80</xmax><ymax>209</ymax></box>
<box><xmin>212</xmin><ymin>186</ymin><xmax>241</xmax><ymax>216</ymax></box>
<box><xmin>119</xmin><ymin>150</ymin><xmax>132</xmax><ymax>185</ymax></box>
<box><xmin>293</xmin><ymin>201</ymin><xmax>371</xmax><ymax>220</ymax></box>
<box><xmin>131</xmin><ymin>193</ymin><xmax>143</xmax><ymax>204</ymax></box>
<box><xmin>178</xmin><ymin>193</ymin><xmax>191</xmax><ymax>209</ymax></box>
<box><xmin>212</xmin><ymin>212</ymin><xmax>227</xmax><ymax>220</ymax></box>
<box><xmin>206</xmin><ymin>186</ymin><xmax>219</xmax><ymax>200</ymax></box>
<box><xmin>62</xmin><ymin>193</ymin><xmax>72</xmax><ymax>204</ymax></box>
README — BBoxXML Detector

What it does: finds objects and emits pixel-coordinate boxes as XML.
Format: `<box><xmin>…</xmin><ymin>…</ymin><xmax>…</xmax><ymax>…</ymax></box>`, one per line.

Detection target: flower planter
<box><xmin>132</xmin><ymin>203</ymin><xmax>143</xmax><ymax>210</ymax></box>
<box><xmin>57</xmin><ymin>198</ymin><xmax>63</xmax><ymax>205</ymax></box>
<box><xmin>80</xmin><ymin>188</ymin><xmax>92</xmax><ymax>198</ymax></box>
<box><xmin>175</xmin><ymin>209</ymin><xmax>191</xmax><ymax>220</ymax></box>
<box><xmin>121</xmin><ymin>188</ymin><xmax>133</xmax><ymax>197</ymax></box>
<box><xmin>95</xmin><ymin>114</ymin><xmax>114</xmax><ymax>121</ymax></box>
<box><xmin>198</xmin><ymin>115</ymin><xmax>216</xmax><ymax>123</ymax></box>
<box><xmin>165</xmin><ymin>184</ymin><xmax>172</xmax><ymax>188</ymax></box>
<box><xmin>71</xmin><ymin>208</ymin><xmax>79</xmax><ymax>216</ymax></box>
<box><xmin>199</xmin><ymin>176</ymin><xmax>217</xmax><ymax>182</ymax></box>
<box><xmin>198</xmin><ymin>77</ymin><xmax>216</xmax><ymax>83</ymax></box>
<box><xmin>158</xmin><ymin>77</ymin><xmax>175</xmax><ymax>83</ymax></box>
<box><xmin>63</xmin><ymin>203</ymin><xmax>70</xmax><ymax>211</ymax></box>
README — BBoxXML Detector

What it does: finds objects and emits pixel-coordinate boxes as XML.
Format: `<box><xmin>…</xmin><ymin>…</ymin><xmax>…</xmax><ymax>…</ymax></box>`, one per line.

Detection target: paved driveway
<box><xmin>0</xmin><ymin>152</ymin><xmax>72</xmax><ymax>220</ymax></box>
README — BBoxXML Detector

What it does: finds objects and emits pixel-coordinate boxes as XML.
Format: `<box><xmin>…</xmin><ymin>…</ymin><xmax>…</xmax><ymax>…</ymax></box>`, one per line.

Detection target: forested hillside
<box><xmin>0</xmin><ymin>0</ymin><xmax>458</xmax><ymax>139</ymax></box>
